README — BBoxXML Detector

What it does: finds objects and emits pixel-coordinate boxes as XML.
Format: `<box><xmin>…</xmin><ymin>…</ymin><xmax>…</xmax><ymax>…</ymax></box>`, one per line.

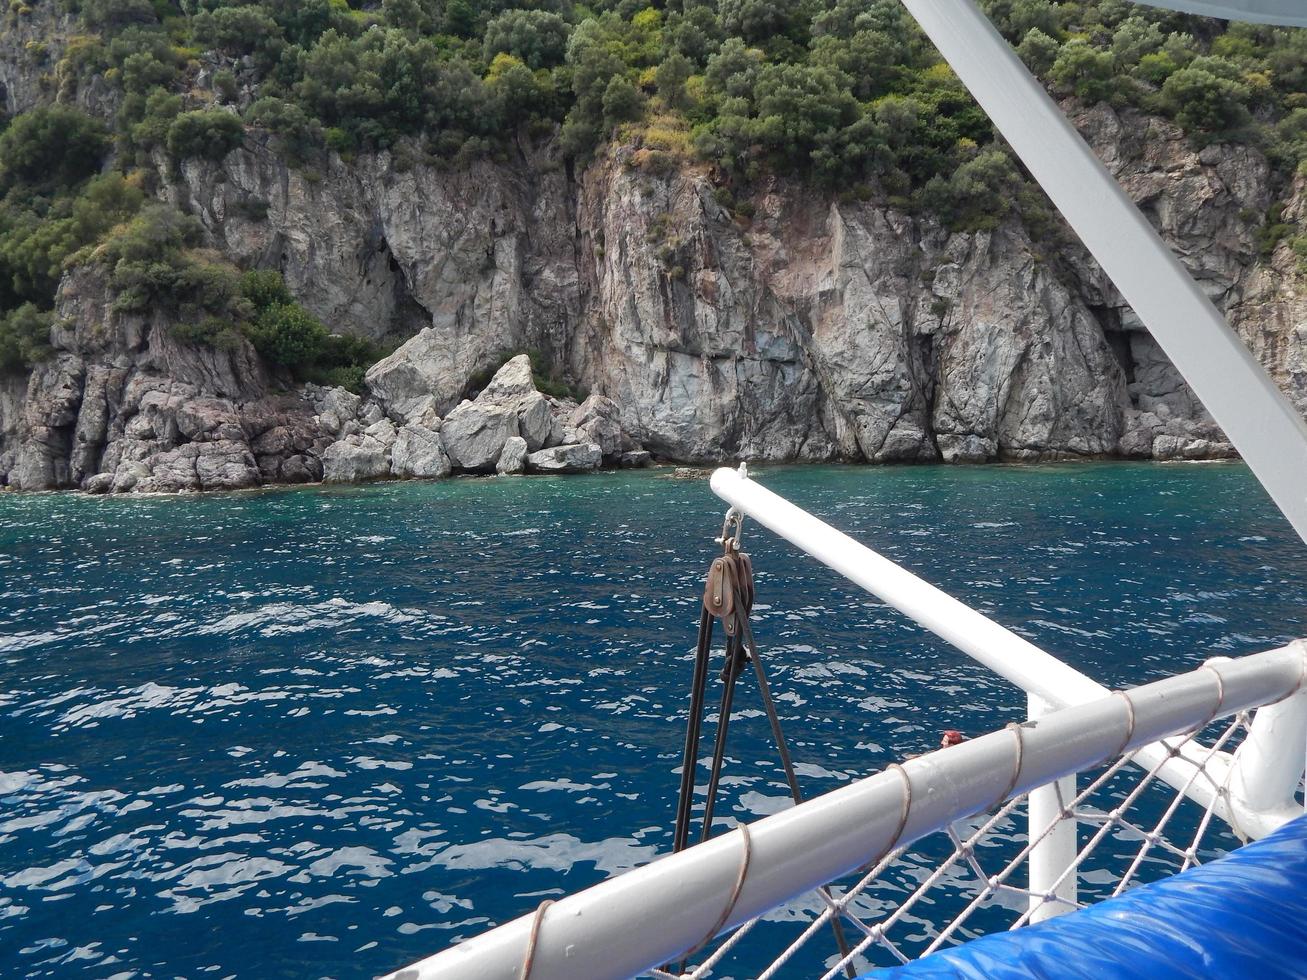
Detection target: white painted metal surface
<box><xmin>1134</xmin><ymin>0</ymin><xmax>1307</xmax><ymax>25</ymax></box>
<box><xmin>900</xmin><ymin>0</ymin><xmax>1307</xmax><ymax>545</ymax></box>
<box><xmin>1026</xmin><ymin>694</ymin><xmax>1076</xmax><ymax>922</ymax></box>
<box><xmin>384</xmin><ymin>646</ymin><xmax>1306</xmax><ymax>980</ymax></box>
<box><xmin>1234</xmin><ymin>688</ymin><xmax>1307</xmax><ymax>814</ymax></box>
<box><xmin>709</xmin><ymin>466</ymin><xmax>1304</xmax><ymax>838</ymax></box>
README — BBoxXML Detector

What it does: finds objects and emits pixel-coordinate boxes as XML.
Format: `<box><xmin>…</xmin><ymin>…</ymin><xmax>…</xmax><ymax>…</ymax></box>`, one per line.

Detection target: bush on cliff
<box><xmin>0</xmin><ymin>303</ymin><xmax>52</xmax><ymax>374</ymax></box>
<box><xmin>0</xmin><ymin>173</ymin><xmax>145</xmax><ymax>309</ymax></box>
<box><xmin>166</xmin><ymin>110</ymin><xmax>246</xmax><ymax>162</ymax></box>
<box><xmin>483</xmin><ymin>10</ymin><xmax>570</xmax><ymax>70</ymax></box>
<box><xmin>244</xmin><ymin>301</ymin><xmax>329</xmax><ymax>368</ymax></box>
<box><xmin>0</xmin><ymin>106</ymin><xmax>109</xmax><ymax>195</ymax></box>
<box><xmin>1160</xmin><ymin>65</ymin><xmax>1253</xmax><ymax>142</ymax></box>
<box><xmin>238</xmin><ymin>270</ymin><xmax>381</xmax><ymax>390</ymax></box>
<box><xmin>91</xmin><ymin>203</ymin><xmax>250</xmax><ymax>329</ymax></box>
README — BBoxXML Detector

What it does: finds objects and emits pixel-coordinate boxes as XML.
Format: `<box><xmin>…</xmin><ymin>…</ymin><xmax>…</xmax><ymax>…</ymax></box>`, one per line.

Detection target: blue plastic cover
<box><xmin>869</xmin><ymin>814</ymin><xmax>1307</xmax><ymax>980</ymax></box>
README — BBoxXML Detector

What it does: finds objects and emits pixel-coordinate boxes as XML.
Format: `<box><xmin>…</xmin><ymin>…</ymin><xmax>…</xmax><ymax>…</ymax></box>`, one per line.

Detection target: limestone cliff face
<box><xmin>572</xmin><ymin>153</ymin><xmax>1129</xmax><ymax>464</ymax></box>
<box><xmin>0</xmin><ymin>269</ymin><xmax>328</xmax><ymax>493</ymax></box>
<box><xmin>2</xmin><ymin>101</ymin><xmax>1303</xmax><ymax>491</ymax></box>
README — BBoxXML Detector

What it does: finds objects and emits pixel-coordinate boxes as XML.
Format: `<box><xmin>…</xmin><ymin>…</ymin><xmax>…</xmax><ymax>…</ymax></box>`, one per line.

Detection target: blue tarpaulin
<box><xmin>869</xmin><ymin>813</ymin><xmax>1307</xmax><ymax>979</ymax></box>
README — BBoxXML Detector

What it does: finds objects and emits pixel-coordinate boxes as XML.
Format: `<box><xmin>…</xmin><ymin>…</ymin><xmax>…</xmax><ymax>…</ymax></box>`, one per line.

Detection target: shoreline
<box><xmin>0</xmin><ymin>455</ymin><xmax>1250</xmax><ymax>501</ymax></box>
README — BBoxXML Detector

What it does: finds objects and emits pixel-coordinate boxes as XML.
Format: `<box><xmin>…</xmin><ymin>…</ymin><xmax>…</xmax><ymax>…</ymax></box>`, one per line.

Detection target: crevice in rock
<box><xmin>915</xmin><ymin>332</ymin><xmax>942</xmax><ymax>460</ymax></box>
<box><xmin>383</xmin><ymin>244</ymin><xmax>431</xmax><ymax>343</ymax></box>
<box><xmin>1090</xmin><ymin>304</ymin><xmax>1136</xmax><ymax>387</ymax></box>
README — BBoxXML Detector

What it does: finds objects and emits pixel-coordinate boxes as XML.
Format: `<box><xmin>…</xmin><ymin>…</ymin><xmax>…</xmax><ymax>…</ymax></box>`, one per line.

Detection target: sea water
<box><xmin>2</xmin><ymin>463</ymin><xmax>1305</xmax><ymax>979</ymax></box>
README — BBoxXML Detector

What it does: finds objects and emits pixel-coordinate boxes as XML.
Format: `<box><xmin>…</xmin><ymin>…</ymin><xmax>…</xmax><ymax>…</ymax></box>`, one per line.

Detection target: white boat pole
<box><xmin>1233</xmin><ymin>688</ymin><xmax>1307</xmax><ymax>815</ymax></box>
<box><xmin>385</xmin><ymin>647</ymin><xmax>1306</xmax><ymax>980</ymax></box>
<box><xmin>1026</xmin><ymin>694</ymin><xmax>1077</xmax><ymax>922</ymax></box>
<box><xmin>709</xmin><ymin>467</ymin><xmax>1104</xmax><ymax>710</ymax></box>
<box><xmin>900</xmin><ymin>0</ymin><xmax>1307</xmax><ymax>545</ymax></box>
<box><xmin>709</xmin><ymin>466</ymin><xmax>1304</xmax><ymax>837</ymax></box>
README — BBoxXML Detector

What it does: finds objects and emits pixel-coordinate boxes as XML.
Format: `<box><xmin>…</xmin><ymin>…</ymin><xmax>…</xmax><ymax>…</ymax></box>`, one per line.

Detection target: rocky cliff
<box><xmin>2</xmin><ymin>98</ymin><xmax>1304</xmax><ymax>492</ymax></box>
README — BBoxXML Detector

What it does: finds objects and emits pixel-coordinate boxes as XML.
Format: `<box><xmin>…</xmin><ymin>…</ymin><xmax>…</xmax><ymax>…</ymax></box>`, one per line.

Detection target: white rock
<box><xmin>318</xmin><ymin>387</ymin><xmax>362</xmax><ymax>423</ymax></box>
<box><xmin>484</xmin><ymin>354</ymin><xmax>535</xmax><ymax>400</ymax></box>
<box><xmin>392</xmin><ymin>424</ymin><xmax>451</xmax><ymax>479</ymax></box>
<box><xmin>577</xmin><ymin>414</ymin><xmax>624</xmax><ymax>458</ymax></box>
<box><xmin>496</xmin><ymin>435</ymin><xmax>528</xmax><ymax>475</ymax></box>
<box><xmin>526</xmin><ymin>443</ymin><xmax>602</xmax><ymax>473</ymax></box>
<box><xmin>517</xmin><ymin>392</ymin><xmax>557</xmax><ymax>451</ymax></box>
<box><xmin>366</xmin><ymin>328</ymin><xmax>461</xmax><ymax>420</ymax></box>
<box><xmin>323</xmin><ymin>439</ymin><xmax>391</xmax><ymax>482</ymax></box>
<box><xmin>364</xmin><ymin>417</ymin><xmax>398</xmax><ymax>447</ymax></box>
<box><xmin>441</xmin><ymin>400</ymin><xmax>518</xmax><ymax>472</ymax></box>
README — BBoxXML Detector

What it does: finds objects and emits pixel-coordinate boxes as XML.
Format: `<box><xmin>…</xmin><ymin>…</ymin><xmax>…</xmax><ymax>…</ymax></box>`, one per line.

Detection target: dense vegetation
<box><xmin>2</xmin><ymin>0</ymin><xmax>1307</xmax><ymax>377</ymax></box>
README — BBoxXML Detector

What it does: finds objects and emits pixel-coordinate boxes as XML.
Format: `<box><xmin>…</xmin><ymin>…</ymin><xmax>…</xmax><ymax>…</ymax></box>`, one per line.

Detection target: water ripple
<box><xmin>1</xmin><ymin>464</ymin><xmax>1305</xmax><ymax>977</ymax></box>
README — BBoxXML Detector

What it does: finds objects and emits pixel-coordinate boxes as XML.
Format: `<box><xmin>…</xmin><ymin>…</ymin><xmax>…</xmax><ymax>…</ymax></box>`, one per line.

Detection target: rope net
<box><xmin>648</xmin><ymin>711</ymin><xmax>1259</xmax><ymax>980</ymax></box>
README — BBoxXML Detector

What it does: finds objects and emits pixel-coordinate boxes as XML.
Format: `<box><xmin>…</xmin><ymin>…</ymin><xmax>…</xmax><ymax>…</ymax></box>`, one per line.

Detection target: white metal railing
<box><xmin>709</xmin><ymin>466</ymin><xmax>1307</xmax><ymax>841</ymax></box>
<box><xmin>385</xmin><ymin>642</ymin><xmax>1307</xmax><ymax>980</ymax></box>
<box><xmin>658</xmin><ymin>707</ymin><xmax>1256</xmax><ymax>979</ymax></box>
<box><xmin>385</xmin><ymin>471</ymin><xmax>1307</xmax><ymax>979</ymax></box>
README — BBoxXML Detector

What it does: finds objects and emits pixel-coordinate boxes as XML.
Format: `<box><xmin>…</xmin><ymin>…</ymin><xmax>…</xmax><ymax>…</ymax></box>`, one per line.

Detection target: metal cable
<box><xmin>673</xmin><ymin>608</ymin><xmax>715</xmax><ymax>854</ymax></box>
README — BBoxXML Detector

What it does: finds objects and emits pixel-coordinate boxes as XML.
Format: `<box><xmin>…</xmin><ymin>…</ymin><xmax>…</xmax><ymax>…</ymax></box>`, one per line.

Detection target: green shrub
<box><xmin>309</xmin><ymin>363</ymin><xmax>367</xmax><ymax>393</ymax></box>
<box><xmin>213</xmin><ymin>70</ymin><xmax>239</xmax><ymax>102</ymax></box>
<box><xmin>601</xmin><ymin>76</ymin><xmax>643</xmax><ymax>126</ymax></box>
<box><xmin>240</xmin><ymin>269</ymin><xmax>294</xmax><ymax>311</ymax></box>
<box><xmin>718</xmin><ymin>0</ymin><xmax>794</xmax><ymax>47</ymax></box>
<box><xmin>79</xmin><ymin>0</ymin><xmax>156</xmax><ymax>33</ymax></box>
<box><xmin>166</xmin><ymin>109</ymin><xmax>245</xmax><ymax>161</ymax></box>
<box><xmin>486</xmin><ymin>55</ymin><xmax>554</xmax><ymax>125</ymax></box>
<box><xmin>1016</xmin><ymin>28</ymin><xmax>1059</xmax><ymax>75</ymax></box>
<box><xmin>93</xmin><ymin>203</ymin><xmax>225</xmax><ymax>314</ymax></box>
<box><xmin>193</xmin><ymin>5</ymin><xmax>285</xmax><ymax>66</ymax></box>
<box><xmin>1048</xmin><ymin>39</ymin><xmax>1116</xmax><ymax>103</ymax></box>
<box><xmin>128</xmin><ymin>88</ymin><xmax>182</xmax><ymax>149</ymax></box>
<box><xmin>656</xmin><ymin>52</ymin><xmax>693</xmax><ymax>109</ymax></box>
<box><xmin>171</xmin><ymin>316</ymin><xmax>244</xmax><ymax>351</ymax></box>
<box><xmin>245</xmin><ymin>97</ymin><xmax>323</xmax><ymax>163</ymax></box>
<box><xmin>924</xmin><ymin>149</ymin><xmax>1025</xmax><ymax>233</ymax></box>
<box><xmin>302</xmin><ymin>331</ymin><xmax>384</xmax><ymax>390</ymax></box>
<box><xmin>0</xmin><ymin>173</ymin><xmax>145</xmax><ymax>308</ymax></box>
<box><xmin>1161</xmin><ymin>66</ymin><xmax>1251</xmax><ymax>141</ymax></box>
<box><xmin>483</xmin><ymin>9</ymin><xmax>569</xmax><ymax>70</ymax></box>
<box><xmin>0</xmin><ymin>303</ymin><xmax>52</xmax><ymax>373</ymax></box>
<box><xmin>0</xmin><ymin>106</ymin><xmax>109</xmax><ymax>194</ymax></box>
<box><xmin>244</xmin><ymin>301</ymin><xmax>329</xmax><ymax>368</ymax></box>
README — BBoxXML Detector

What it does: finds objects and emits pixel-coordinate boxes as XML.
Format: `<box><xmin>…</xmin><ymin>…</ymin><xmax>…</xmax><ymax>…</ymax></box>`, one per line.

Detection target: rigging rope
<box><xmin>670</xmin><ymin>510</ymin><xmax>856</xmax><ymax>976</ymax></box>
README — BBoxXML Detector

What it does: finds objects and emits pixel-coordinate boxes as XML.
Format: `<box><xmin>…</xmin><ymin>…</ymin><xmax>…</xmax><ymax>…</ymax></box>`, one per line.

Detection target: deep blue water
<box><xmin>1</xmin><ymin>462</ymin><xmax>1305</xmax><ymax>979</ymax></box>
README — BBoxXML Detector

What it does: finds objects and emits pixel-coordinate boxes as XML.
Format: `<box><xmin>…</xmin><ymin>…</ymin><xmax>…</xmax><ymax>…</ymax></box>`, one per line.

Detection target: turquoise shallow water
<box><xmin>1</xmin><ymin>462</ymin><xmax>1305</xmax><ymax>979</ymax></box>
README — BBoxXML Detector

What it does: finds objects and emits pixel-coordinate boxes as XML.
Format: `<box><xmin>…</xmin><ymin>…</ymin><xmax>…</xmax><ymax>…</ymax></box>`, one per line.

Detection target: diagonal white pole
<box><xmin>900</xmin><ymin>0</ymin><xmax>1307</xmax><ymax>545</ymax></box>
